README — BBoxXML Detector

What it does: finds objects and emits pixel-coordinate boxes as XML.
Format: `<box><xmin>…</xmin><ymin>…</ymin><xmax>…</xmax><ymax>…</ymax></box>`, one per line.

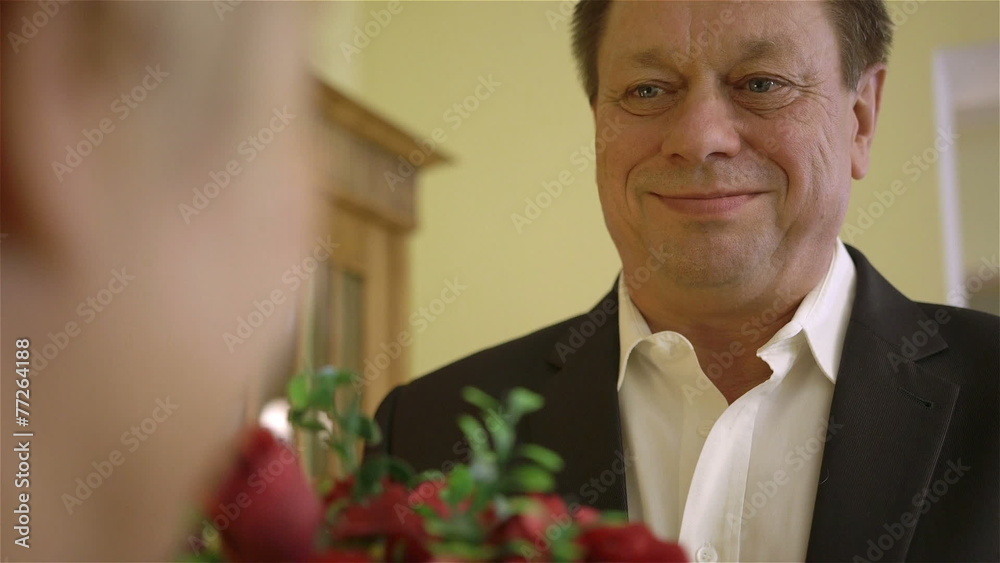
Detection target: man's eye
<box><xmin>633</xmin><ymin>84</ymin><xmax>664</xmax><ymax>98</ymax></box>
<box><xmin>746</xmin><ymin>77</ymin><xmax>780</xmax><ymax>93</ymax></box>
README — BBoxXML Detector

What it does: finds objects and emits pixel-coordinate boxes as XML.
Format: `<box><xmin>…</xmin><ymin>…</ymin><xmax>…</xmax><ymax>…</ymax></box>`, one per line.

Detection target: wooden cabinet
<box><xmin>304</xmin><ymin>79</ymin><xmax>448</xmax><ymax>418</ymax></box>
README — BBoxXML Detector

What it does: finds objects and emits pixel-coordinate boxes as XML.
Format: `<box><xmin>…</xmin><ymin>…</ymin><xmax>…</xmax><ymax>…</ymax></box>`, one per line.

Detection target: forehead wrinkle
<box><xmin>732</xmin><ymin>36</ymin><xmax>806</xmax><ymax>70</ymax></box>
<box><xmin>629</xmin><ymin>48</ymin><xmax>673</xmax><ymax>71</ymax></box>
<box><xmin>622</xmin><ymin>34</ymin><xmax>807</xmax><ymax>72</ymax></box>
<box><xmin>739</xmin><ymin>39</ymin><xmax>782</xmax><ymax>62</ymax></box>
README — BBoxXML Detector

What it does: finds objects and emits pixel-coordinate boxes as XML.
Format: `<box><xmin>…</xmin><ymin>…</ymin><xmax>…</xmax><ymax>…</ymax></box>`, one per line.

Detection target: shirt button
<box><xmin>696</xmin><ymin>545</ymin><xmax>718</xmax><ymax>562</ymax></box>
<box><xmin>697</xmin><ymin>420</ymin><xmax>715</xmax><ymax>438</ymax></box>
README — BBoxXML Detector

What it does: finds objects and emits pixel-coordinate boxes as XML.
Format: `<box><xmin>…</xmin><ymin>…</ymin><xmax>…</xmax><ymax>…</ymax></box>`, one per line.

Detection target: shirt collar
<box><xmin>617</xmin><ymin>272</ymin><xmax>654</xmax><ymax>390</ymax></box>
<box><xmin>616</xmin><ymin>240</ymin><xmax>856</xmax><ymax>390</ymax></box>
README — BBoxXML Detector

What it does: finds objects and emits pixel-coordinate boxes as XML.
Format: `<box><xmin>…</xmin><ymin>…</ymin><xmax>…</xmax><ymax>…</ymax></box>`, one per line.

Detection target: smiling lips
<box><xmin>649</xmin><ymin>192</ymin><xmax>763</xmax><ymax>216</ymax></box>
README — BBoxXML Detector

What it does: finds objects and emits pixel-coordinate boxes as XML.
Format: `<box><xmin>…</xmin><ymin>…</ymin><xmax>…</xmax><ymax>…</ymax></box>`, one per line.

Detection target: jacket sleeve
<box><xmin>363</xmin><ymin>384</ymin><xmax>403</xmax><ymax>460</ymax></box>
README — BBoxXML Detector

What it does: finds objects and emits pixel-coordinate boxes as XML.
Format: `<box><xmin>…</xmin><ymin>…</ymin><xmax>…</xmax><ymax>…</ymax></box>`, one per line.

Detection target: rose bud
<box><xmin>210</xmin><ymin>427</ymin><xmax>323</xmax><ymax>562</ymax></box>
<box><xmin>578</xmin><ymin>524</ymin><xmax>687</xmax><ymax>562</ymax></box>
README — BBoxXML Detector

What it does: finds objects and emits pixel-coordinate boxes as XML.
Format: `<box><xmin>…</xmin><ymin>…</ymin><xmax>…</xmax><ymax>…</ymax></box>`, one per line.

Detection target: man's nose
<box><xmin>660</xmin><ymin>84</ymin><xmax>741</xmax><ymax>164</ymax></box>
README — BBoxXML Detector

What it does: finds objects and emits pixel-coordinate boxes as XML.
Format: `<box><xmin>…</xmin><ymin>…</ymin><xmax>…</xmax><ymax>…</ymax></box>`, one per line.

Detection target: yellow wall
<box><xmin>957</xmin><ymin>120</ymin><xmax>1000</xmax><ymax>273</ymax></box>
<box><xmin>318</xmin><ymin>0</ymin><xmax>999</xmax><ymax>378</ymax></box>
<box><xmin>843</xmin><ymin>0</ymin><xmax>999</xmax><ymax>302</ymax></box>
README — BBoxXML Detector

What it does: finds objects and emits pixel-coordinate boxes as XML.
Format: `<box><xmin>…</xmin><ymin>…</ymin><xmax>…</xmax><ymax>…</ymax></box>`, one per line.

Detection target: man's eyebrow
<box><xmin>628</xmin><ymin>48</ymin><xmax>671</xmax><ymax>69</ymax></box>
<box><xmin>626</xmin><ymin>38</ymin><xmax>798</xmax><ymax>70</ymax></box>
<box><xmin>737</xmin><ymin>38</ymin><xmax>797</xmax><ymax>63</ymax></box>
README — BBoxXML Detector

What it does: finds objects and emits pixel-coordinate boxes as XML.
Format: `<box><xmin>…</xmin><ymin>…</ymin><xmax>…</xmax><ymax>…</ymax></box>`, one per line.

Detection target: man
<box><xmin>372</xmin><ymin>1</ymin><xmax>998</xmax><ymax>561</ymax></box>
<box><xmin>2</xmin><ymin>3</ymin><xmax>316</xmax><ymax>560</ymax></box>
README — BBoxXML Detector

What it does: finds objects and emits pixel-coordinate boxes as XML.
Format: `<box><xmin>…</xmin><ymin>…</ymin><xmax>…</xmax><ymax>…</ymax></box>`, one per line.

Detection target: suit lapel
<box><xmin>806</xmin><ymin>247</ymin><xmax>959</xmax><ymax>561</ymax></box>
<box><xmin>523</xmin><ymin>286</ymin><xmax>629</xmax><ymax>513</ymax></box>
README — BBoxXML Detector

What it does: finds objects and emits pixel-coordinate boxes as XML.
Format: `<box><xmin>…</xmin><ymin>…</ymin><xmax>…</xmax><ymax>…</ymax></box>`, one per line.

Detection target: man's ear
<box><xmin>851</xmin><ymin>64</ymin><xmax>888</xmax><ymax>180</ymax></box>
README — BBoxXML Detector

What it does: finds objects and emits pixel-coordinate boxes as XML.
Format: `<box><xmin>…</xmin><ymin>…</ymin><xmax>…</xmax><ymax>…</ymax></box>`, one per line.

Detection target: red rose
<box><xmin>572</xmin><ymin>506</ymin><xmax>602</xmax><ymax>529</ymax></box>
<box><xmin>329</xmin><ymin>479</ymin><xmax>432</xmax><ymax>562</ymax></box>
<box><xmin>578</xmin><ymin>524</ymin><xmax>687</xmax><ymax>562</ymax></box>
<box><xmin>324</xmin><ymin>475</ymin><xmax>357</xmax><ymax>506</ymax></box>
<box><xmin>491</xmin><ymin>494</ymin><xmax>574</xmax><ymax>561</ymax></box>
<box><xmin>209</xmin><ymin>427</ymin><xmax>323</xmax><ymax>562</ymax></box>
<box><xmin>310</xmin><ymin>548</ymin><xmax>372</xmax><ymax>562</ymax></box>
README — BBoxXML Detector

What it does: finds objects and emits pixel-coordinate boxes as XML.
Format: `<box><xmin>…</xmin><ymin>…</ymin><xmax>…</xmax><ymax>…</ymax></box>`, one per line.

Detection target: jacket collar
<box><xmin>527</xmin><ymin>286</ymin><xmax>627</xmax><ymax>513</ymax></box>
<box><xmin>806</xmin><ymin>246</ymin><xmax>957</xmax><ymax>561</ymax></box>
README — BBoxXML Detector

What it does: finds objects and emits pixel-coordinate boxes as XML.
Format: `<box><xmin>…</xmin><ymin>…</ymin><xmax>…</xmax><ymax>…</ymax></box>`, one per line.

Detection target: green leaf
<box><xmin>358</xmin><ymin>417</ymin><xmax>382</xmax><ymax>444</ymax></box>
<box><xmin>468</xmin><ymin>453</ymin><xmax>498</xmax><ymax>483</ymax></box>
<box><xmin>596</xmin><ymin>510</ymin><xmax>629</xmax><ymax>525</ymax></box>
<box><xmin>287</xmin><ymin>373</ymin><xmax>310</xmax><ymax>410</ymax></box>
<box><xmin>414</xmin><ymin>469</ymin><xmax>445</xmax><ymax>484</ymax></box>
<box><xmin>355</xmin><ymin>457</ymin><xmax>387</xmax><ymax>499</ymax></box>
<box><xmin>492</xmin><ymin>494</ymin><xmax>515</xmax><ymax>521</ymax></box>
<box><xmin>442</xmin><ymin>465</ymin><xmax>473</xmax><ymax>505</ymax></box>
<box><xmin>504</xmin><ymin>539</ymin><xmax>540</xmax><ymax>561</ymax></box>
<box><xmin>307</xmin><ymin>388</ymin><xmax>335</xmax><ymax>411</ymax></box>
<box><xmin>295</xmin><ymin>420</ymin><xmax>327</xmax><ymax>433</ymax></box>
<box><xmin>385</xmin><ymin>457</ymin><xmax>415</xmax><ymax>484</ymax></box>
<box><xmin>429</xmin><ymin>512</ymin><xmax>485</xmax><ymax>543</ymax></box>
<box><xmin>457</xmin><ymin>415</ymin><xmax>488</xmax><ymax>456</ymax></box>
<box><xmin>505</xmin><ymin>465</ymin><xmax>555</xmax><ymax>493</ymax></box>
<box><xmin>462</xmin><ymin>387</ymin><xmax>501</xmax><ymax>413</ymax></box>
<box><xmin>489</xmin><ymin>420</ymin><xmax>515</xmax><ymax>463</ymax></box>
<box><xmin>316</xmin><ymin>365</ymin><xmax>355</xmax><ymax>387</ymax></box>
<box><xmin>431</xmin><ymin>539</ymin><xmax>495</xmax><ymax>560</ymax></box>
<box><xmin>315</xmin><ymin>477</ymin><xmax>334</xmax><ymax>496</ymax></box>
<box><xmin>505</xmin><ymin>495</ymin><xmax>537</xmax><ymax>515</ymax></box>
<box><xmin>550</xmin><ymin>535</ymin><xmax>583</xmax><ymax>562</ymax></box>
<box><xmin>516</xmin><ymin>444</ymin><xmax>564</xmax><ymax>472</ymax></box>
<box><xmin>339</xmin><ymin>407</ymin><xmax>361</xmax><ymax>437</ymax></box>
<box><xmin>506</xmin><ymin>387</ymin><xmax>544</xmax><ymax>418</ymax></box>
<box><xmin>330</xmin><ymin>441</ymin><xmax>349</xmax><ymax>461</ymax></box>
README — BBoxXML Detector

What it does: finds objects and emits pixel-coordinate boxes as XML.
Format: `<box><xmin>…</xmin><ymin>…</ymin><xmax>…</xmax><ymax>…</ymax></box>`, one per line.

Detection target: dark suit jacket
<box><xmin>371</xmin><ymin>247</ymin><xmax>999</xmax><ymax>562</ymax></box>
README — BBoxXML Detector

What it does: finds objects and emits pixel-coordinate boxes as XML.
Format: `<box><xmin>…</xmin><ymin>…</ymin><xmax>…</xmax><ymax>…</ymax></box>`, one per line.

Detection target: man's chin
<box><xmin>640</xmin><ymin>235</ymin><xmax>771</xmax><ymax>290</ymax></box>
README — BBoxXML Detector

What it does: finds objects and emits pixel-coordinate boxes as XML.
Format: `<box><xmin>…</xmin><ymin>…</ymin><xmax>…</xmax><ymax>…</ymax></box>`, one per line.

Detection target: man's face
<box><xmin>594</xmin><ymin>0</ymin><xmax>872</xmax><ymax>290</ymax></box>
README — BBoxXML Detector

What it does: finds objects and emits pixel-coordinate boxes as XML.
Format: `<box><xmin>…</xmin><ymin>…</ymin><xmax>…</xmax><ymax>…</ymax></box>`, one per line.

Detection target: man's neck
<box><xmin>625</xmin><ymin>265</ymin><xmax>826</xmax><ymax>404</ymax></box>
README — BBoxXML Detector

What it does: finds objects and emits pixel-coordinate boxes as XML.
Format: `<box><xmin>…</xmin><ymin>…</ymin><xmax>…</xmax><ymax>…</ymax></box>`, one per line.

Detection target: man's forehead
<box><xmin>600</xmin><ymin>0</ymin><xmax>833</xmax><ymax>68</ymax></box>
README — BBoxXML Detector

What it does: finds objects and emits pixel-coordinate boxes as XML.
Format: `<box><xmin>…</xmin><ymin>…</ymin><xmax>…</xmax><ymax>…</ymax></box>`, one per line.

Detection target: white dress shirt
<box><xmin>618</xmin><ymin>241</ymin><xmax>856</xmax><ymax>562</ymax></box>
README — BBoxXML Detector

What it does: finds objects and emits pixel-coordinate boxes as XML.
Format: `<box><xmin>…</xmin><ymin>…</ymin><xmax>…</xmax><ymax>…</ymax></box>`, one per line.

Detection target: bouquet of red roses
<box><xmin>184</xmin><ymin>367</ymin><xmax>685</xmax><ymax>562</ymax></box>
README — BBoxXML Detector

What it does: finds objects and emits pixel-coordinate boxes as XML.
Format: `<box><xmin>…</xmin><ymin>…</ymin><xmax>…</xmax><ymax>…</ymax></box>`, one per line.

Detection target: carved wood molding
<box><xmin>314</xmin><ymin>79</ymin><xmax>451</xmax><ymax>232</ymax></box>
